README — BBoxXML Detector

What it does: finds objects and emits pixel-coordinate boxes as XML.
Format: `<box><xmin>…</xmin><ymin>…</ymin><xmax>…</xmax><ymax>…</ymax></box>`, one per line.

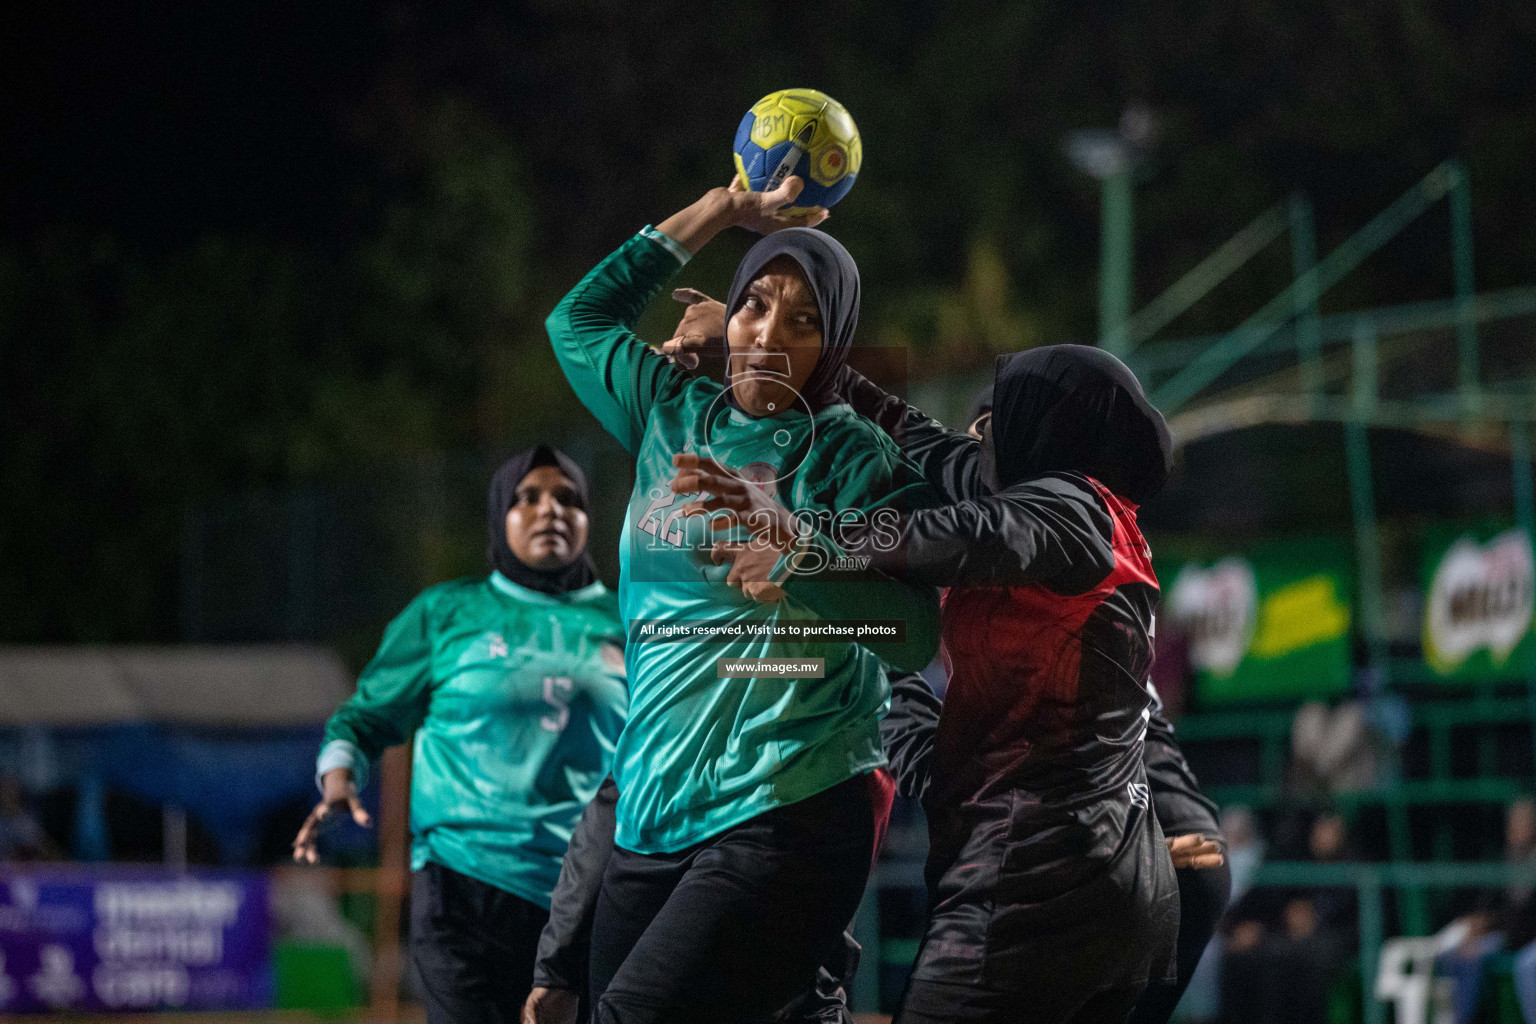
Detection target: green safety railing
<box><xmin>1177</xmin><ymin>693</ymin><xmax>1535</xmax><ymax>799</ymax></box>
<box><xmin>1175</xmin><ymin>692</ymin><xmax>1534</xmax><ymax>919</ymax></box>
<box><xmin>854</xmin><ymin>859</ymin><xmax>1536</xmax><ymax>1024</ymax></box>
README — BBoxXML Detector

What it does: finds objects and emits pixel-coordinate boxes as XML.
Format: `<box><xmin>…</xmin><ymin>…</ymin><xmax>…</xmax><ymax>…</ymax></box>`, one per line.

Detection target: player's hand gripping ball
<box><xmin>733</xmin><ymin>88</ymin><xmax>862</xmax><ymax>216</ymax></box>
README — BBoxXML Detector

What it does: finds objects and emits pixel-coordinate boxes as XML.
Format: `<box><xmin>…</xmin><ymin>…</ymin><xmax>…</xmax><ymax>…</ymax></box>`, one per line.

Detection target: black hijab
<box><xmin>486</xmin><ymin>445</ymin><xmax>598</xmax><ymax>595</ymax></box>
<box><xmin>966</xmin><ymin>385</ymin><xmax>994</xmax><ymax>429</ymax></box>
<box><xmin>722</xmin><ymin>227</ymin><xmax>860</xmax><ymax>414</ymax></box>
<box><xmin>988</xmin><ymin>344</ymin><xmax>1173</xmax><ymax>503</ymax></box>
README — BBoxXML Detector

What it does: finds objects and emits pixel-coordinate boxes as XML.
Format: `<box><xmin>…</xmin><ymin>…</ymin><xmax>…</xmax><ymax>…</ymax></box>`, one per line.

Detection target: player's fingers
<box><xmin>673</xmin><ymin>463</ymin><xmax>738</xmax><ymax>496</ymax></box>
<box><xmin>662</xmin><ymin>334</ymin><xmax>711</xmax><ymax>355</ymax></box>
<box><xmin>691</xmin><ymin>468</ymin><xmax>740</xmax><ymax>495</ymax></box>
<box><xmin>348</xmin><ymin>795</ymin><xmax>372</xmax><ymax>828</ymax></box>
<box><xmin>659</xmin><ymin>340</ymin><xmax>702</xmax><ymax>370</ymax></box>
<box><xmin>673</xmin><ymin>499</ymin><xmax>712</xmax><ymax>517</ymax></box>
<box><xmin>728</xmin><ymin>175</ymin><xmax>746</xmax><ymax>193</ymax></box>
<box><xmin>1167</xmin><ymin>833</ymin><xmax>1206</xmax><ymax>851</ymax></box>
<box><xmin>772</xmin><ymin>206</ymin><xmax>828</xmax><ymax>228</ymax></box>
<box><xmin>293</xmin><ymin>813</ymin><xmax>324</xmax><ymax>862</ymax></box>
<box><xmin>744</xmin><ymin>581</ymin><xmax>786</xmax><ymax>604</ymax></box>
<box><xmin>708</xmin><ymin>511</ymin><xmax>744</xmax><ymax>532</ymax></box>
<box><xmin>292</xmin><ymin>814</ymin><xmax>315</xmax><ymax>848</ymax></box>
<box><xmin>292</xmin><ymin>803</ymin><xmax>328</xmax><ymax>843</ymax></box>
<box><xmin>1167</xmin><ymin>834</ymin><xmax>1224</xmax><ymax>868</ymax></box>
<box><xmin>676</xmin><ymin>499</ymin><xmax>737</xmax><ymax>522</ymax></box>
<box><xmin>761</xmin><ymin>174</ymin><xmax>805</xmax><ymax>211</ymax></box>
<box><xmin>679</xmin><ymin>488</ymin><xmax>747</xmax><ymax>515</ymax></box>
<box><xmin>672</xmin><ymin>472</ymin><xmax>724</xmax><ymax>497</ymax></box>
<box><xmin>673</xmin><ymin>287</ymin><xmax>711</xmax><ymax>306</ymax></box>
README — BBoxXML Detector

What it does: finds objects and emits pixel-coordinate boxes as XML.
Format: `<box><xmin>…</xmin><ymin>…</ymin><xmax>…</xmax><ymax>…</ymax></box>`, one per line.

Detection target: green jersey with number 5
<box><xmin>318</xmin><ymin>572</ymin><xmax>627</xmax><ymax>907</ymax></box>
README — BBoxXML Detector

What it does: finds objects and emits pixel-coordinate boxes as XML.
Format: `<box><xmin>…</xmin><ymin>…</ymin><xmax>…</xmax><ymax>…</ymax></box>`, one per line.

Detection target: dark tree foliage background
<box><xmin>4</xmin><ymin>1</ymin><xmax>1536</xmax><ymax>644</ymax></box>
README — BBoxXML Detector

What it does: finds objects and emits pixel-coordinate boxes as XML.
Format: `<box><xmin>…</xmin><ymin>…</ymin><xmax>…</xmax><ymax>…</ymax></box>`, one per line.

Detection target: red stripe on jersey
<box><xmin>934</xmin><ymin>477</ymin><xmax>1159</xmax><ymax>800</ymax></box>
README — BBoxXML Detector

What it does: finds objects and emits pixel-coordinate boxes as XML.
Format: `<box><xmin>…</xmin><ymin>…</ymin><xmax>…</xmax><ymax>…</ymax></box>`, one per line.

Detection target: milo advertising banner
<box><xmin>1162</xmin><ymin>538</ymin><xmax>1354</xmax><ymax>704</ymax></box>
<box><xmin>1421</xmin><ymin>524</ymin><xmax>1536</xmax><ymax>680</ymax></box>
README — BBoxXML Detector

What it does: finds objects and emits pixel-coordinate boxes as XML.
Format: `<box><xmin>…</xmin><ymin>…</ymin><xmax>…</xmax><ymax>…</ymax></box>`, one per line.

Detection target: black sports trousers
<box><xmin>1127</xmin><ymin>862</ymin><xmax>1233</xmax><ymax>1024</ymax></box>
<box><xmin>588</xmin><ymin>773</ymin><xmax>879</xmax><ymax>1024</ymax></box>
<box><xmin>410</xmin><ymin>861</ymin><xmax>551</xmax><ymax>1024</ymax></box>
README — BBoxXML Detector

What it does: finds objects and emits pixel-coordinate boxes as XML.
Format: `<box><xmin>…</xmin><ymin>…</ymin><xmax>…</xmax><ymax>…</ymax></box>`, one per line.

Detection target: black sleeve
<box><xmin>836</xmin><ymin>365</ymin><xmax>986</xmax><ymax>503</ymax></box>
<box><xmin>880</xmin><ymin>670</ymin><xmax>943</xmax><ymax>801</ymax></box>
<box><xmin>1144</xmin><ymin>684</ymin><xmax>1222</xmax><ymax>842</ymax></box>
<box><xmin>845</xmin><ymin>473</ymin><xmax>1116</xmax><ymax>592</ymax></box>
<box><xmin>531</xmin><ymin>775</ymin><xmax>618</xmax><ymax>992</ymax></box>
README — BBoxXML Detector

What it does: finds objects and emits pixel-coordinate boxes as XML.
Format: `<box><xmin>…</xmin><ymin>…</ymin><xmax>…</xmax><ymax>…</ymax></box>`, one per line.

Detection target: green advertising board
<box><xmin>1420</xmin><ymin>523</ymin><xmax>1535</xmax><ymax>681</ymax></box>
<box><xmin>1161</xmin><ymin>537</ymin><xmax>1354</xmax><ymax>704</ymax></box>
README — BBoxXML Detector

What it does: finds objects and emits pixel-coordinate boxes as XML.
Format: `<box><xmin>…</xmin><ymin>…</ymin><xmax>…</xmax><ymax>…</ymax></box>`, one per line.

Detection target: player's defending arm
<box><xmin>833</xmin><ymin>364</ymin><xmax>986</xmax><ymax>503</ymax></box>
<box><xmin>659</xmin><ymin>295</ymin><xmax>985</xmax><ymax>501</ymax></box>
<box><xmin>670</xmin><ymin>451</ymin><xmax>941</xmax><ymax>672</ymax></box>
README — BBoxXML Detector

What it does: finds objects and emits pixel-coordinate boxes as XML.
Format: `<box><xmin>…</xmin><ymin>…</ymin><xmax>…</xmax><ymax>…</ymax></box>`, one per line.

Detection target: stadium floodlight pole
<box><xmin>1065</xmin><ymin>104</ymin><xmax>1156</xmax><ymax>360</ymax></box>
<box><xmin>1099</xmin><ymin>167</ymin><xmax>1134</xmax><ymax>358</ymax></box>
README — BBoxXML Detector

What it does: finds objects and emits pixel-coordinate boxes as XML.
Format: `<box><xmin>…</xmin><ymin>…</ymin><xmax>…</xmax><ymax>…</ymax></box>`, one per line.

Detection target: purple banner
<box><xmin>0</xmin><ymin>867</ymin><xmax>270</xmax><ymax>1013</ymax></box>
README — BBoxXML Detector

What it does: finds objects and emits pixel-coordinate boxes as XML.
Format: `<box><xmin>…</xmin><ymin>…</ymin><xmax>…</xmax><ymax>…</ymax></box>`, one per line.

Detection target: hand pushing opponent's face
<box><xmin>505</xmin><ymin>465</ymin><xmax>589</xmax><ymax>570</ymax></box>
<box><xmin>726</xmin><ymin>254</ymin><xmax>823</xmax><ymax>417</ymax></box>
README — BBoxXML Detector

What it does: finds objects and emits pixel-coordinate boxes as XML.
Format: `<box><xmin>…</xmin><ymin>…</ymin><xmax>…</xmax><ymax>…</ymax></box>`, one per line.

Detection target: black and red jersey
<box><xmin>928</xmin><ymin>475</ymin><xmax>1159</xmax><ymax>877</ymax></box>
<box><xmin>838</xmin><ymin>367</ymin><xmax>1180</xmax><ymax>999</ymax></box>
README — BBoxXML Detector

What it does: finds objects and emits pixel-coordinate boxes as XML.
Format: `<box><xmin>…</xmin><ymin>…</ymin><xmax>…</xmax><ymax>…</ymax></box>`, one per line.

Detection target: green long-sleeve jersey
<box><xmin>318</xmin><ymin>573</ymin><xmax>628</xmax><ymax>907</ymax></box>
<box><xmin>546</xmin><ymin>228</ymin><xmax>940</xmax><ymax>853</ymax></box>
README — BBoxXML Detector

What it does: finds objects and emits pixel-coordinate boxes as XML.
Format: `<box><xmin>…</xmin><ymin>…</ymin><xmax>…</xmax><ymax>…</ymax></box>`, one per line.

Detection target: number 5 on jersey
<box><xmin>541</xmin><ymin>676</ymin><xmax>574</xmax><ymax>733</ymax></box>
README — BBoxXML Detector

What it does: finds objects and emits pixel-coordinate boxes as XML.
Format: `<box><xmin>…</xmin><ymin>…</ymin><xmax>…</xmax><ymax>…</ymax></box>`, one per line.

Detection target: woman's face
<box><xmin>725</xmin><ymin>255</ymin><xmax>824</xmax><ymax>417</ymax></box>
<box><xmin>505</xmin><ymin>465</ymin><xmax>589</xmax><ymax>570</ymax></box>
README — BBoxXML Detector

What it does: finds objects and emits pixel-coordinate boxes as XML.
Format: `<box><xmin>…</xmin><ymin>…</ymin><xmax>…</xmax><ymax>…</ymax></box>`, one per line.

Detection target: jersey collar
<box><xmin>489</xmin><ymin>571</ymin><xmax>606</xmax><ymax>606</ymax></box>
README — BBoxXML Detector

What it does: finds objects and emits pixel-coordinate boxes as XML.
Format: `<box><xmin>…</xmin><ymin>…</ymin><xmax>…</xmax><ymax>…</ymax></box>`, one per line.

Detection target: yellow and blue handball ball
<box><xmin>733</xmin><ymin>88</ymin><xmax>862</xmax><ymax>215</ymax></box>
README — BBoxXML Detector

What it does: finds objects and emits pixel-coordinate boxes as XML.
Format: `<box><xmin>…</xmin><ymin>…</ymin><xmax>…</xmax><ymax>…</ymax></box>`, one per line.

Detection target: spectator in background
<box><xmin>0</xmin><ymin>774</ymin><xmax>58</xmax><ymax>861</ymax></box>
<box><xmin>1289</xmin><ymin>669</ymin><xmax>1409</xmax><ymax>800</ymax></box>
<box><xmin>1438</xmin><ymin>798</ymin><xmax>1536</xmax><ymax>1024</ymax></box>
<box><xmin>1219</xmin><ymin>811</ymin><xmax>1355</xmax><ymax>1024</ymax></box>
